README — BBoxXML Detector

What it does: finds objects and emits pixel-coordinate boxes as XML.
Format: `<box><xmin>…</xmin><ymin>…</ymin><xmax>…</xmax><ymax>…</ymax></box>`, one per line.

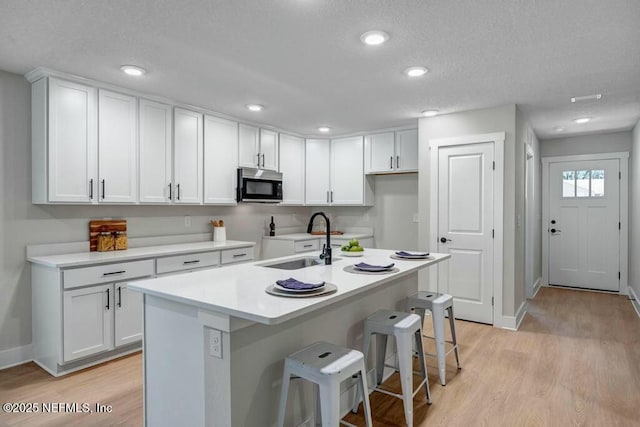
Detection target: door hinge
<box><xmin>619</xmin><ymin>272</ymin><xmax>621</xmax><ymax>280</ymax></box>
<box><xmin>491</xmin><ymin>297</ymin><xmax>494</xmax><ymax>306</ymax></box>
<box><xmin>619</xmin><ymin>222</ymin><xmax>621</xmax><ymax>230</ymax></box>
<box><xmin>492</xmin><ymin>161</ymin><xmax>495</xmax><ymax>170</ymax></box>
<box><xmin>492</xmin><ymin>229</ymin><xmax>495</xmax><ymax>238</ymax></box>
<box><xmin>619</xmin><ymin>171</ymin><xmax>621</xmax><ymax>180</ymax></box>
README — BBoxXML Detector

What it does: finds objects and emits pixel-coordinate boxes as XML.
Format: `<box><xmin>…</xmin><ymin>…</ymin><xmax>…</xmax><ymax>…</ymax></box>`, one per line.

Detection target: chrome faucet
<box><xmin>306</xmin><ymin>212</ymin><xmax>332</xmax><ymax>265</ymax></box>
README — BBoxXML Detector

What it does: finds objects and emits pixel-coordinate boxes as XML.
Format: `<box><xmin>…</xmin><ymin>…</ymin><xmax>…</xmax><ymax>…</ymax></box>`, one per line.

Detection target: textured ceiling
<box><xmin>1</xmin><ymin>0</ymin><xmax>639</xmax><ymax>139</ymax></box>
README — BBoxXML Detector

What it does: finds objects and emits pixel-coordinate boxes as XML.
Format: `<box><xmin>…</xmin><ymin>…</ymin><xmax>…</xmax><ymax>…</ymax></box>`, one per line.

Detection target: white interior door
<box><xmin>436</xmin><ymin>142</ymin><xmax>494</xmax><ymax>324</ymax></box>
<box><xmin>548</xmin><ymin>159</ymin><xmax>620</xmax><ymax>291</ymax></box>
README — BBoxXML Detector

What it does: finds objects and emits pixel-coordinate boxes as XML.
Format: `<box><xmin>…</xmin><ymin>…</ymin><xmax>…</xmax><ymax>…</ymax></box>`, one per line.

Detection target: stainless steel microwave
<box><xmin>236</xmin><ymin>167</ymin><xmax>283</xmax><ymax>203</ymax></box>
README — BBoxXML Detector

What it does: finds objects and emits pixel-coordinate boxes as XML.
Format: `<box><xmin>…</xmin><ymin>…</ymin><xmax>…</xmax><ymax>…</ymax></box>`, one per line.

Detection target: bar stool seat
<box><xmin>277</xmin><ymin>341</ymin><xmax>372</xmax><ymax>427</ymax></box>
<box><xmin>406</xmin><ymin>292</ymin><xmax>461</xmax><ymax>386</ymax></box>
<box><xmin>352</xmin><ymin>310</ymin><xmax>431</xmax><ymax>427</ymax></box>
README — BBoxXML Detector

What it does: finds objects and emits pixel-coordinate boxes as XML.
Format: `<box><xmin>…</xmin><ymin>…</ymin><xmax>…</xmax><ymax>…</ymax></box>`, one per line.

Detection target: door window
<box><xmin>562</xmin><ymin>169</ymin><xmax>605</xmax><ymax>198</ymax></box>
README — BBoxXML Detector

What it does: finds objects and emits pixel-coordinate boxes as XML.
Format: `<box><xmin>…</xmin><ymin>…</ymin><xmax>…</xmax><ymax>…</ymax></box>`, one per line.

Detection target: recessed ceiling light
<box><xmin>318</xmin><ymin>126</ymin><xmax>331</xmax><ymax>132</ymax></box>
<box><xmin>405</xmin><ymin>66</ymin><xmax>429</xmax><ymax>77</ymax></box>
<box><xmin>421</xmin><ymin>110</ymin><xmax>439</xmax><ymax>117</ymax></box>
<box><xmin>120</xmin><ymin>65</ymin><xmax>146</xmax><ymax>76</ymax></box>
<box><xmin>246</xmin><ymin>104</ymin><xmax>264</xmax><ymax>112</ymax></box>
<box><xmin>573</xmin><ymin>117</ymin><xmax>591</xmax><ymax>124</ymax></box>
<box><xmin>360</xmin><ymin>30</ymin><xmax>389</xmax><ymax>46</ymax></box>
<box><xmin>554</xmin><ymin>126</ymin><xmax>565</xmax><ymax>132</ymax></box>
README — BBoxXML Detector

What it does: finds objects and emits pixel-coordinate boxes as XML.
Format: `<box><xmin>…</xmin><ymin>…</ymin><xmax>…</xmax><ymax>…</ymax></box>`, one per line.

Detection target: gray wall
<box><xmin>313</xmin><ymin>173</ymin><xmax>419</xmax><ymax>251</ymax></box>
<box><xmin>630</xmin><ymin>121</ymin><xmax>640</xmax><ymax>299</ymax></box>
<box><xmin>0</xmin><ymin>69</ymin><xmax>312</xmax><ymax>354</ymax></box>
<box><xmin>540</xmin><ymin>131</ymin><xmax>632</xmax><ymax>157</ymax></box>
<box><xmin>418</xmin><ymin>104</ymin><xmax>523</xmax><ymax>318</ymax></box>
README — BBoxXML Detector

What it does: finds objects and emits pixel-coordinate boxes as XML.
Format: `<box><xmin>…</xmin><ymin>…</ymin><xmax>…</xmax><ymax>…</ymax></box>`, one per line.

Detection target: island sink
<box><xmin>261</xmin><ymin>256</ymin><xmax>341</xmax><ymax>270</ymax></box>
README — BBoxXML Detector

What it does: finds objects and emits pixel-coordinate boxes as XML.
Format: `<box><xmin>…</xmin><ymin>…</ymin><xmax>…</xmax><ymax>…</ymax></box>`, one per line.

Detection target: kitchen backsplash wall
<box><xmin>313</xmin><ymin>173</ymin><xmax>419</xmax><ymax>251</ymax></box>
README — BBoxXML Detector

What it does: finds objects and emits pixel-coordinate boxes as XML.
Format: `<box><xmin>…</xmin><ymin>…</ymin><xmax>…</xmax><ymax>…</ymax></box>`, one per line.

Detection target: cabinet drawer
<box><xmin>63</xmin><ymin>260</ymin><xmax>155</xmax><ymax>289</ymax></box>
<box><xmin>221</xmin><ymin>247</ymin><xmax>254</xmax><ymax>264</ymax></box>
<box><xmin>294</xmin><ymin>239</ymin><xmax>319</xmax><ymax>253</ymax></box>
<box><xmin>156</xmin><ymin>251</ymin><xmax>220</xmax><ymax>275</ymax></box>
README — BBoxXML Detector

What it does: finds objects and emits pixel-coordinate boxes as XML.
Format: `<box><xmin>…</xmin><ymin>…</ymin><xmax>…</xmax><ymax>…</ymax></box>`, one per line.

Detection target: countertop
<box><xmin>262</xmin><ymin>232</ymin><xmax>373</xmax><ymax>241</ymax></box>
<box><xmin>27</xmin><ymin>240</ymin><xmax>256</xmax><ymax>268</ymax></box>
<box><xmin>128</xmin><ymin>248</ymin><xmax>450</xmax><ymax>325</ymax></box>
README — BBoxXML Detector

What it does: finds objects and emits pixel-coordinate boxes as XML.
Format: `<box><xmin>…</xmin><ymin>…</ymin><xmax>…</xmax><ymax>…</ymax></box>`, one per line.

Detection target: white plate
<box><xmin>274</xmin><ymin>283</ymin><xmax>326</xmax><ymax>293</ymax></box>
<box><xmin>341</xmin><ymin>251</ymin><xmax>364</xmax><ymax>257</ymax></box>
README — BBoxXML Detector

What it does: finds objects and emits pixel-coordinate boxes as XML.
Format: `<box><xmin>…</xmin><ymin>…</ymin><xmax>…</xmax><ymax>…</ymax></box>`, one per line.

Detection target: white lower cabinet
<box><xmin>114</xmin><ymin>283</ymin><xmax>144</xmax><ymax>347</ymax></box>
<box><xmin>63</xmin><ymin>284</ymin><xmax>113</xmax><ymax>362</ymax></box>
<box><xmin>63</xmin><ymin>282</ymin><xmax>143</xmax><ymax>363</ymax></box>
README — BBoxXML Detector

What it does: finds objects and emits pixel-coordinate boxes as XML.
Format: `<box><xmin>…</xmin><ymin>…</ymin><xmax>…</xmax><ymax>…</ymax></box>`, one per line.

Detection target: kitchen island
<box><xmin>129</xmin><ymin>249</ymin><xmax>450</xmax><ymax>426</ymax></box>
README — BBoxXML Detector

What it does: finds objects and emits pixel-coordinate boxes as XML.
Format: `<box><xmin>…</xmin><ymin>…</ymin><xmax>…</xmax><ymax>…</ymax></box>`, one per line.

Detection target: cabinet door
<box><xmin>139</xmin><ymin>99</ymin><xmax>172</xmax><ymax>203</ymax></box>
<box><xmin>279</xmin><ymin>134</ymin><xmax>305</xmax><ymax>204</ymax></box>
<box><xmin>98</xmin><ymin>90</ymin><xmax>138</xmax><ymax>203</ymax></box>
<box><xmin>259</xmin><ymin>129</ymin><xmax>279</xmax><ymax>171</ymax></box>
<box><xmin>238</xmin><ymin>124</ymin><xmax>260</xmax><ymax>168</ymax></box>
<box><xmin>204</xmin><ymin>115</ymin><xmax>238</xmax><ymax>204</ymax></box>
<box><xmin>48</xmin><ymin>78</ymin><xmax>97</xmax><ymax>203</ymax></box>
<box><xmin>305</xmin><ymin>139</ymin><xmax>331</xmax><ymax>205</ymax></box>
<box><xmin>174</xmin><ymin>108</ymin><xmax>203</xmax><ymax>204</ymax></box>
<box><xmin>365</xmin><ymin>132</ymin><xmax>395</xmax><ymax>173</ymax></box>
<box><xmin>395</xmin><ymin>129</ymin><xmax>419</xmax><ymax>172</ymax></box>
<box><xmin>331</xmin><ymin>136</ymin><xmax>364</xmax><ymax>205</ymax></box>
<box><xmin>63</xmin><ymin>284</ymin><xmax>114</xmax><ymax>362</ymax></box>
<box><xmin>114</xmin><ymin>284</ymin><xmax>143</xmax><ymax>347</ymax></box>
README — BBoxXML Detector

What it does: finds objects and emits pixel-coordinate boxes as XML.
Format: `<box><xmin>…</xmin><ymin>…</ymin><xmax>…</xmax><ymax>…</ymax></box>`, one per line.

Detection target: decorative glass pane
<box><xmin>591</xmin><ymin>169</ymin><xmax>605</xmax><ymax>197</ymax></box>
<box><xmin>576</xmin><ymin>170</ymin><xmax>590</xmax><ymax>197</ymax></box>
<box><xmin>562</xmin><ymin>171</ymin><xmax>575</xmax><ymax>197</ymax></box>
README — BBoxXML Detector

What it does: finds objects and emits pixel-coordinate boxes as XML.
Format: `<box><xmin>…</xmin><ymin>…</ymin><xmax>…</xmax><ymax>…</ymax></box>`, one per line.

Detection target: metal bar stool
<box><xmin>406</xmin><ymin>292</ymin><xmax>461</xmax><ymax>386</ymax></box>
<box><xmin>277</xmin><ymin>341</ymin><xmax>373</xmax><ymax>427</ymax></box>
<box><xmin>352</xmin><ymin>310</ymin><xmax>431</xmax><ymax>427</ymax></box>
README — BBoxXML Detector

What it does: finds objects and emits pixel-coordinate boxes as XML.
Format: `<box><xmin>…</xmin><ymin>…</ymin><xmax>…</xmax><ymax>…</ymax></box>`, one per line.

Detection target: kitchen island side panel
<box><xmin>226</xmin><ymin>272</ymin><xmax>418</xmax><ymax>426</ymax></box>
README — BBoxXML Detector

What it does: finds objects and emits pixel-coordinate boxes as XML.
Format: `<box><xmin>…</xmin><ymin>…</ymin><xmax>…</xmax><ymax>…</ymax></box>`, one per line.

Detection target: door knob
<box><xmin>440</xmin><ymin>237</ymin><xmax>452</xmax><ymax>243</ymax></box>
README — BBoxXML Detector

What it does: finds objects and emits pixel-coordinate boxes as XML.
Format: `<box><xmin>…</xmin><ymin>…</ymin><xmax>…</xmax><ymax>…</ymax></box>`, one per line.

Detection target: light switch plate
<box><xmin>210</xmin><ymin>329</ymin><xmax>222</xmax><ymax>358</ymax></box>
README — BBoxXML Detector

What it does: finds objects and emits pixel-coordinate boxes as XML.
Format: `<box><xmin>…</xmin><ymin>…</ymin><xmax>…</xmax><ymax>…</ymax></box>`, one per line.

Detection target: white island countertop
<box><xmin>27</xmin><ymin>240</ymin><xmax>256</xmax><ymax>268</ymax></box>
<box><xmin>129</xmin><ymin>248</ymin><xmax>450</xmax><ymax>325</ymax></box>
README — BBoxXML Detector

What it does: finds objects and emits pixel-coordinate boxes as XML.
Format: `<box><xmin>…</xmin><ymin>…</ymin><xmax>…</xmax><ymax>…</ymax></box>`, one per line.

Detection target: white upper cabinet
<box><xmin>259</xmin><ymin>129</ymin><xmax>279</xmax><ymax>171</ymax></box>
<box><xmin>173</xmin><ymin>108</ymin><xmax>203</xmax><ymax>204</ymax></box>
<box><xmin>305</xmin><ymin>139</ymin><xmax>331</xmax><ymax>205</ymax></box>
<box><xmin>204</xmin><ymin>115</ymin><xmax>238</xmax><ymax>204</ymax></box>
<box><xmin>395</xmin><ymin>129</ymin><xmax>418</xmax><ymax>172</ymax></box>
<box><xmin>365</xmin><ymin>132</ymin><xmax>395</xmax><ymax>173</ymax></box>
<box><xmin>331</xmin><ymin>136</ymin><xmax>366</xmax><ymax>205</ymax></box>
<box><xmin>36</xmin><ymin>78</ymin><xmax>97</xmax><ymax>203</ymax></box>
<box><xmin>139</xmin><ymin>99</ymin><xmax>172</xmax><ymax>204</ymax></box>
<box><xmin>279</xmin><ymin>134</ymin><xmax>305</xmax><ymax>205</ymax></box>
<box><xmin>238</xmin><ymin>124</ymin><xmax>279</xmax><ymax>171</ymax></box>
<box><xmin>98</xmin><ymin>90</ymin><xmax>138</xmax><ymax>203</ymax></box>
<box><xmin>238</xmin><ymin>124</ymin><xmax>260</xmax><ymax>168</ymax></box>
<box><xmin>364</xmin><ymin>129</ymin><xmax>418</xmax><ymax>174</ymax></box>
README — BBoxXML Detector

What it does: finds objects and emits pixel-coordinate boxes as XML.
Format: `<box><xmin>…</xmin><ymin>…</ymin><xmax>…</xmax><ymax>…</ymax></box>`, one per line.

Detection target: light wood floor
<box><xmin>1</xmin><ymin>287</ymin><xmax>639</xmax><ymax>426</ymax></box>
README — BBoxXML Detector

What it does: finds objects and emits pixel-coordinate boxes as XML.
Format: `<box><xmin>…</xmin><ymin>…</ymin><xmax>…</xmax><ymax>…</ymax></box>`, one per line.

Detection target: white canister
<box><xmin>213</xmin><ymin>227</ymin><xmax>227</xmax><ymax>242</ymax></box>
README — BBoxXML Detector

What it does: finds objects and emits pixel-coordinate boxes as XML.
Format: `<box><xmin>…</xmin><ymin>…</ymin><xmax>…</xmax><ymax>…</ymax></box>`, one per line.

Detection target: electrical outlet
<box><xmin>184</xmin><ymin>215</ymin><xmax>191</xmax><ymax>227</ymax></box>
<box><xmin>363</xmin><ymin>213</ymin><xmax>370</xmax><ymax>222</ymax></box>
<box><xmin>413</xmin><ymin>213</ymin><xmax>419</xmax><ymax>223</ymax></box>
<box><xmin>210</xmin><ymin>329</ymin><xmax>222</xmax><ymax>358</ymax></box>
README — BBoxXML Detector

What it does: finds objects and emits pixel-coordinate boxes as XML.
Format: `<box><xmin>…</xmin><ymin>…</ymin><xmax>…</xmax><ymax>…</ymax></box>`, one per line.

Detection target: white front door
<box><xmin>435</xmin><ymin>142</ymin><xmax>495</xmax><ymax>324</ymax></box>
<box><xmin>548</xmin><ymin>159</ymin><xmax>620</xmax><ymax>291</ymax></box>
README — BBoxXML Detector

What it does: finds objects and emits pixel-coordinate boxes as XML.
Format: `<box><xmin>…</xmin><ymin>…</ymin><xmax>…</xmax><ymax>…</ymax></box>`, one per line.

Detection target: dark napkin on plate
<box><xmin>276</xmin><ymin>277</ymin><xmax>325</xmax><ymax>290</ymax></box>
<box><xmin>355</xmin><ymin>262</ymin><xmax>395</xmax><ymax>270</ymax></box>
<box><xmin>395</xmin><ymin>251</ymin><xmax>430</xmax><ymax>257</ymax></box>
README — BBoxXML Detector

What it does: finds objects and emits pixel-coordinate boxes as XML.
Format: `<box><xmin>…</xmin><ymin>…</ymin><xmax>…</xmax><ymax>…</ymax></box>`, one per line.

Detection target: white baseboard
<box><xmin>531</xmin><ymin>277</ymin><xmax>543</xmax><ymax>298</ymax></box>
<box><xmin>499</xmin><ymin>301</ymin><xmax>527</xmax><ymax>331</ymax></box>
<box><xmin>0</xmin><ymin>344</ymin><xmax>33</xmax><ymax>370</ymax></box>
<box><xmin>629</xmin><ymin>286</ymin><xmax>640</xmax><ymax>320</ymax></box>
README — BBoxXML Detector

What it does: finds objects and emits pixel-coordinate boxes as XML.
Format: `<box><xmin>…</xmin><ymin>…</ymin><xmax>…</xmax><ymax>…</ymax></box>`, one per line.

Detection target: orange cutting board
<box><xmin>89</xmin><ymin>220</ymin><xmax>127</xmax><ymax>252</ymax></box>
